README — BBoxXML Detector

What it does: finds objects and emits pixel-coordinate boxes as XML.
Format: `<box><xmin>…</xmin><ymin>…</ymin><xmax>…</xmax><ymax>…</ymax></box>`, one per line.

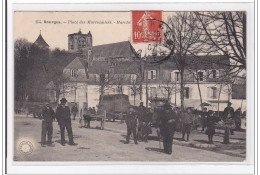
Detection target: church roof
<box><xmin>34</xmin><ymin>33</ymin><xmax>49</xmax><ymax>47</ymax></box>
<box><xmin>92</xmin><ymin>41</ymin><xmax>136</xmax><ymax>59</ymax></box>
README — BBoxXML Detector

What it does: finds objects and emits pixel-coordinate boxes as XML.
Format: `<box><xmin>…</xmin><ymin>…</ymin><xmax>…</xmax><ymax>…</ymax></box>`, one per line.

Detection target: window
<box><xmin>130</xmin><ymin>74</ymin><xmax>137</xmax><ymax>82</ymax></box>
<box><xmin>111</xmin><ymin>62</ymin><xmax>118</xmax><ymax>67</ymax></box>
<box><xmin>175</xmin><ymin>72</ymin><xmax>180</xmax><ymax>81</ymax></box>
<box><xmin>148</xmin><ymin>70</ymin><xmax>157</xmax><ymax>80</ymax></box>
<box><xmin>171</xmin><ymin>71</ymin><xmax>180</xmax><ymax>82</ymax></box>
<box><xmin>78</xmin><ymin>38</ymin><xmax>86</xmax><ymax>48</ymax></box>
<box><xmin>198</xmin><ymin>71</ymin><xmax>204</xmax><ymax>81</ymax></box>
<box><xmin>71</xmin><ymin>69</ymin><xmax>77</xmax><ymax>77</ymax></box>
<box><xmin>207</xmin><ymin>87</ymin><xmax>218</xmax><ymax>99</ymax></box>
<box><xmin>184</xmin><ymin>87</ymin><xmax>190</xmax><ymax>99</ymax></box>
<box><xmin>212</xmin><ymin>70</ymin><xmax>217</xmax><ymax>79</ymax></box>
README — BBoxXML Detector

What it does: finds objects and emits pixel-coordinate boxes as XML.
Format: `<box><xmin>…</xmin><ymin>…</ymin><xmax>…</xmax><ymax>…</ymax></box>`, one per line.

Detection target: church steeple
<box><xmin>34</xmin><ymin>31</ymin><xmax>49</xmax><ymax>48</ymax></box>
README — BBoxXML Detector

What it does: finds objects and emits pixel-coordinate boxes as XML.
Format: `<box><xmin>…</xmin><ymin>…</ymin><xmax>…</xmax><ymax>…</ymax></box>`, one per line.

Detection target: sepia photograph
<box><xmin>13</xmin><ymin>10</ymin><xmax>247</xmax><ymax>162</ymax></box>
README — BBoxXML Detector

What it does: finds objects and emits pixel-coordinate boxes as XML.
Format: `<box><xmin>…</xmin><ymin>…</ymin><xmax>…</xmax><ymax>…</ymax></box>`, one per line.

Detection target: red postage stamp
<box><xmin>132</xmin><ymin>11</ymin><xmax>162</xmax><ymax>43</ymax></box>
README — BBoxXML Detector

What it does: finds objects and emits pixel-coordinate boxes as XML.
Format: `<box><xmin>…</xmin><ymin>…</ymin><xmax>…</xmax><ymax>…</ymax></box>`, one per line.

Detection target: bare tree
<box><xmin>128</xmin><ymin>74</ymin><xmax>141</xmax><ymax>106</ymax></box>
<box><xmin>165</xmin><ymin>12</ymin><xmax>204</xmax><ymax>111</ymax></box>
<box><xmin>195</xmin><ymin>12</ymin><xmax>246</xmax><ymax>71</ymax></box>
<box><xmin>159</xmin><ymin>79</ymin><xmax>179</xmax><ymax>103</ymax></box>
<box><xmin>91</xmin><ymin>61</ymin><xmax>115</xmax><ymax>104</ymax></box>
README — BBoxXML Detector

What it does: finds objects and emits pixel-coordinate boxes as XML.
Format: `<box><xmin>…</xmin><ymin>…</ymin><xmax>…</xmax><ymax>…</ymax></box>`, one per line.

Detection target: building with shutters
<box><xmin>46</xmin><ymin>29</ymin><xmax>233</xmax><ymax>111</ymax></box>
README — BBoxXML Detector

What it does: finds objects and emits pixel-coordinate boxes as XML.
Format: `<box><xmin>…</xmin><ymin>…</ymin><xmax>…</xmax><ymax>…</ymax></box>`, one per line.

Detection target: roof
<box><xmin>65</xmin><ymin>57</ymin><xmax>85</xmax><ymax>69</ymax></box>
<box><xmin>148</xmin><ymin>55</ymin><xmax>230</xmax><ymax>70</ymax></box>
<box><xmin>88</xmin><ymin>59</ymin><xmax>141</xmax><ymax>74</ymax></box>
<box><xmin>34</xmin><ymin>33</ymin><xmax>49</xmax><ymax>47</ymax></box>
<box><xmin>92</xmin><ymin>41</ymin><xmax>136</xmax><ymax>59</ymax></box>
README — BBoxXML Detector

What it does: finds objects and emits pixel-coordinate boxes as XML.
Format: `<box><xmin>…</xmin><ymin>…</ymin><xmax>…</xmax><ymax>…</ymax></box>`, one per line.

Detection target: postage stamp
<box><xmin>132</xmin><ymin>11</ymin><xmax>162</xmax><ymax>43</ymax></box>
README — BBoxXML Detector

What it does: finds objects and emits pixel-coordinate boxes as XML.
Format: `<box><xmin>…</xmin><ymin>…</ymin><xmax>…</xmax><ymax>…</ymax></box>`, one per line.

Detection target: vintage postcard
<box><xmin>13</xmin><ymin>10</ymin><xmax>248</xmax><ymax>164</ymax></box>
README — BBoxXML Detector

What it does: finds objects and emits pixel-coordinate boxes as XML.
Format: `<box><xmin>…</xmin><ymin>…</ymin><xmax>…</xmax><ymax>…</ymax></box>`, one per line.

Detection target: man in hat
<box><xmin>137</xmin><ymin>102</ymin><xmax>147</xmax><ymax>141</ymax></box>
<box><xmin>223</xmin><ymin>102</ymin><xmax>235</xmax><ymax>120</ymax></box>
<box><xmin>41</xmin><ymin>102</ymin><xmax>55</xmax><ymax>147</ymax></box>
<box><xmin>181</xmin><ymin>107</ymin><xmax>194</xmax><ymax>142</ymax></box>
<box><xmin>223</xmin><ymin>102</ymin><xmax>235</xmax><ymax>135</ymax></box>
<box><xmin>125</xmin><ymin>106</ymin><xmax>138</xmax><ymax>144</ymax></box>
<box><xmin>158</xmin><ymin>102</ymin><xmax>176</xmax><ymax>154</ymax></box>
<box><xmin>56</xmin><ymin>98</ymin><xmax>77</xmax><ymax>146</ymax></box>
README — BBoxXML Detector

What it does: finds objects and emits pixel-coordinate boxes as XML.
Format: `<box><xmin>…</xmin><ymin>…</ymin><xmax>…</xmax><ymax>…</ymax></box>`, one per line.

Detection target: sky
<box><xmin>14</xmin><ymin>11</ymin><xmax>175</xmax><ymax>57</ymax></box>
<box><xmin>14</xmin><ymin>12</ymin><xmax>133</xmax><ymax>50</ymax></box>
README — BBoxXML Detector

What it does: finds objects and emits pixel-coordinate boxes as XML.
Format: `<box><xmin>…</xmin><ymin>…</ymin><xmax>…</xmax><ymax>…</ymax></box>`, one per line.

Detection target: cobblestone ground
<box><xmin>13</xmin><ymin>115</ymin><xmax>245</xmax><ymax>162</ymax></box>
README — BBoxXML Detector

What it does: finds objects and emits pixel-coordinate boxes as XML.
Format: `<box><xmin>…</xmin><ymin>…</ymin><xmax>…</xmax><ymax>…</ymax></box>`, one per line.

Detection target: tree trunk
<box><xmin>196</xmin><ymin>77</ymin><xmax>203</xmax><ymax>111</ymax></box>
<box><xmin>100</xmin><ymin>85</ymin><xmax>105</xmax><ymax>105</ymax></box>
<box><xmin>217</xmin><ymin>84</ymin><xmax>223</xmax><ymax>118</ymax></box>
<box><xmin>134</xmin><ymin>94</ymin><xmax>136</xmax><ymax>106</ymax></box>
<box><xmin>180</xmin><ymin>69</ymin><xmax>185</xmax><ymax>112</ymax></box>
<box><xmin>139</xmin><ymin>64</ymin><xmax>143</xmax><ymax>101</ymax></box>
<box><xmin>145</xmin><ymin>70</ymin><xmax>149</xmax><ymax>108</ymax></box>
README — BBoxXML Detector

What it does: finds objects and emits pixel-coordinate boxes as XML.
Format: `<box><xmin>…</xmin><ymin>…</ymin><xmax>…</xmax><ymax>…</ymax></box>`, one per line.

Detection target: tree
<box><xmin>164</xmin><ymin>12</ymin><xmax>204</xmax><ymax>111</ymax></box>
<box><xmin>128</xmin><ymin>74</ymin><xmax>142</xmax><ymax>106</ymax></box>
<box><xmin>92</xmin><ymin>61</ymin><xmax>114</xmax><ymax>104</ymax></box>
<box><xmin>195</xmin><ymin>12</ymin><xmax>246</xmax><ymax>71</ymax></box>
<box><xmin>159</xmin><ymin>79</ymin><xmax>179</xmax><ymax>103</ymax></box>
<box><xmin>14</xmin><ymin>38</ymin><xmax>32</xmax><ymax>101</ymax></box>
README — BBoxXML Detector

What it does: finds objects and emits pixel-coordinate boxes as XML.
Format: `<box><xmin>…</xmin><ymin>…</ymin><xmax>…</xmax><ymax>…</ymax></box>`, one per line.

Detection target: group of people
<box><xmin>123</xmin><ymin>101</ymin><xmax>246</xmax><ymax>155</ymax></box>
<box><xmin>124</xmin><ymin>102</ymin><xmax>177</xmax><ymax>154</ymax></box>
<box><xmin>41</xmin><ymin>98</ymin><xmax>77</xmax><ymax>147</ymax></box>
<box><xmin>124</xmin><ymin>102</ymin><xmax>152</xmax><ymax>145</ymax></box>
<box><xmin>81</xmin><ymin>107</ymin><xmax>96</xmax><ymax>128</ymax></box>
<box><xmin>40</xmin><ymin>98</ymin><xmax>245</xmax><ymax>154</ymax></box>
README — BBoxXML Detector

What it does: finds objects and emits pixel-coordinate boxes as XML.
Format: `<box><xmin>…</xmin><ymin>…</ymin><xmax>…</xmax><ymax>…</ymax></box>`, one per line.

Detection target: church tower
<box><xmin>68</xmin><ymin>29</ymin><xmax>93</xmax><ymax>53</ymax></box>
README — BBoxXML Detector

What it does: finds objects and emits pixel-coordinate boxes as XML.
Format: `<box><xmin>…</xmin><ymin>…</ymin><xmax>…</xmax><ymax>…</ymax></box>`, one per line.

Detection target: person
<box><xmin>205</xmin><ymin>110</ymin><xmax>220</xmax><ymax>144</ymax></box>
<box><xmin>125</xmin><ymin>106</ymin><xmax>138</xmax><ymax>144</ymax></box>
<box><xmin>223</xmin><ymin>102</ymin><xmax>235</xmax><ymax>135</ymax></box>
<box><xmin>56</xmin><ymin>98</ymin><xmax>77</xmax><ymax>146</ymax></box>
<box><xmin>181</xmin><ymin>107</ymin><xmax>194</xmax><ymax>142</ymax></box>
<box><xmin>241</xmin><ymin>111</ymin><xmax>246</xmax><ymax>130</ymax></box>
<box><xmin>158</xmin><ymin>102</ymin><xmax>176</xmax><ymax>154</ymax></box>
<box><xmin>234</xmin><ymin>108</ymin><xmax>242</xmax><ymax>130</ymax></box>
<box><xmin>223</xmin><ymin>112</ymin><xmax>235</xmax><ymax>144</ymax></box>
<box><xmin>71</xmin><ymin>104</ymin><xmax>78</xmax><ymax>120</ymax></box>
<box><xmin>137</xmin><ymin>102</ymin><xmax>147</xmax><ymax>141</ymax></box>
<box><xmin>41</xmin><ymin>102</ymin><xmax>55</xmax><ymax>147</ymax></box>
<box><xmin>83</xmin><ymin>107</ymin><xmax>92</xmax><ymax>128</ymax></box>
<box><xmin>201</xmin><ymin>108</ymin><xmax>207</xmax><ymax>131</ymax></box>
<box><xmin>91</xmin><ymin>107</ymin><xmax>96</xmax><ymax>115</ymax></box>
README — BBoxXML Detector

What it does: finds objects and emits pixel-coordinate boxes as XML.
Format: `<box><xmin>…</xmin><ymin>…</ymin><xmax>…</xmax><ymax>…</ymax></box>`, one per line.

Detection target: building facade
<box><xmin>44</xmin><ymin>30</ymin><xmax>235</xmax><ymax>112</ymax></box>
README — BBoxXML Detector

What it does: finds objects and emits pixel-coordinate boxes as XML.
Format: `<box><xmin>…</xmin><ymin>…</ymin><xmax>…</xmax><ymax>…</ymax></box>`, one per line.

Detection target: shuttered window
<box><xmin>207</xmin><ymin>87</ymin><xmax>218</xmax><ymax>99</ymax></box>
<box><xmin>184</xmin><ymin>87</ymin><xmax>190</xmax><ymax>99</ymax></box>
<box><xmin>171</xmin><ymin>71</ymin><xmax>179</xmax><ymax>82</ymax></box>
<box><xmin>148</xmin><ymin>70</ymin><xmax>157</xmax><ymax>80</ymax></box>
<box><xmin>71</xmin><ymin>69</ymin><xmax>77</xmax><ymax>77</ymax></box>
